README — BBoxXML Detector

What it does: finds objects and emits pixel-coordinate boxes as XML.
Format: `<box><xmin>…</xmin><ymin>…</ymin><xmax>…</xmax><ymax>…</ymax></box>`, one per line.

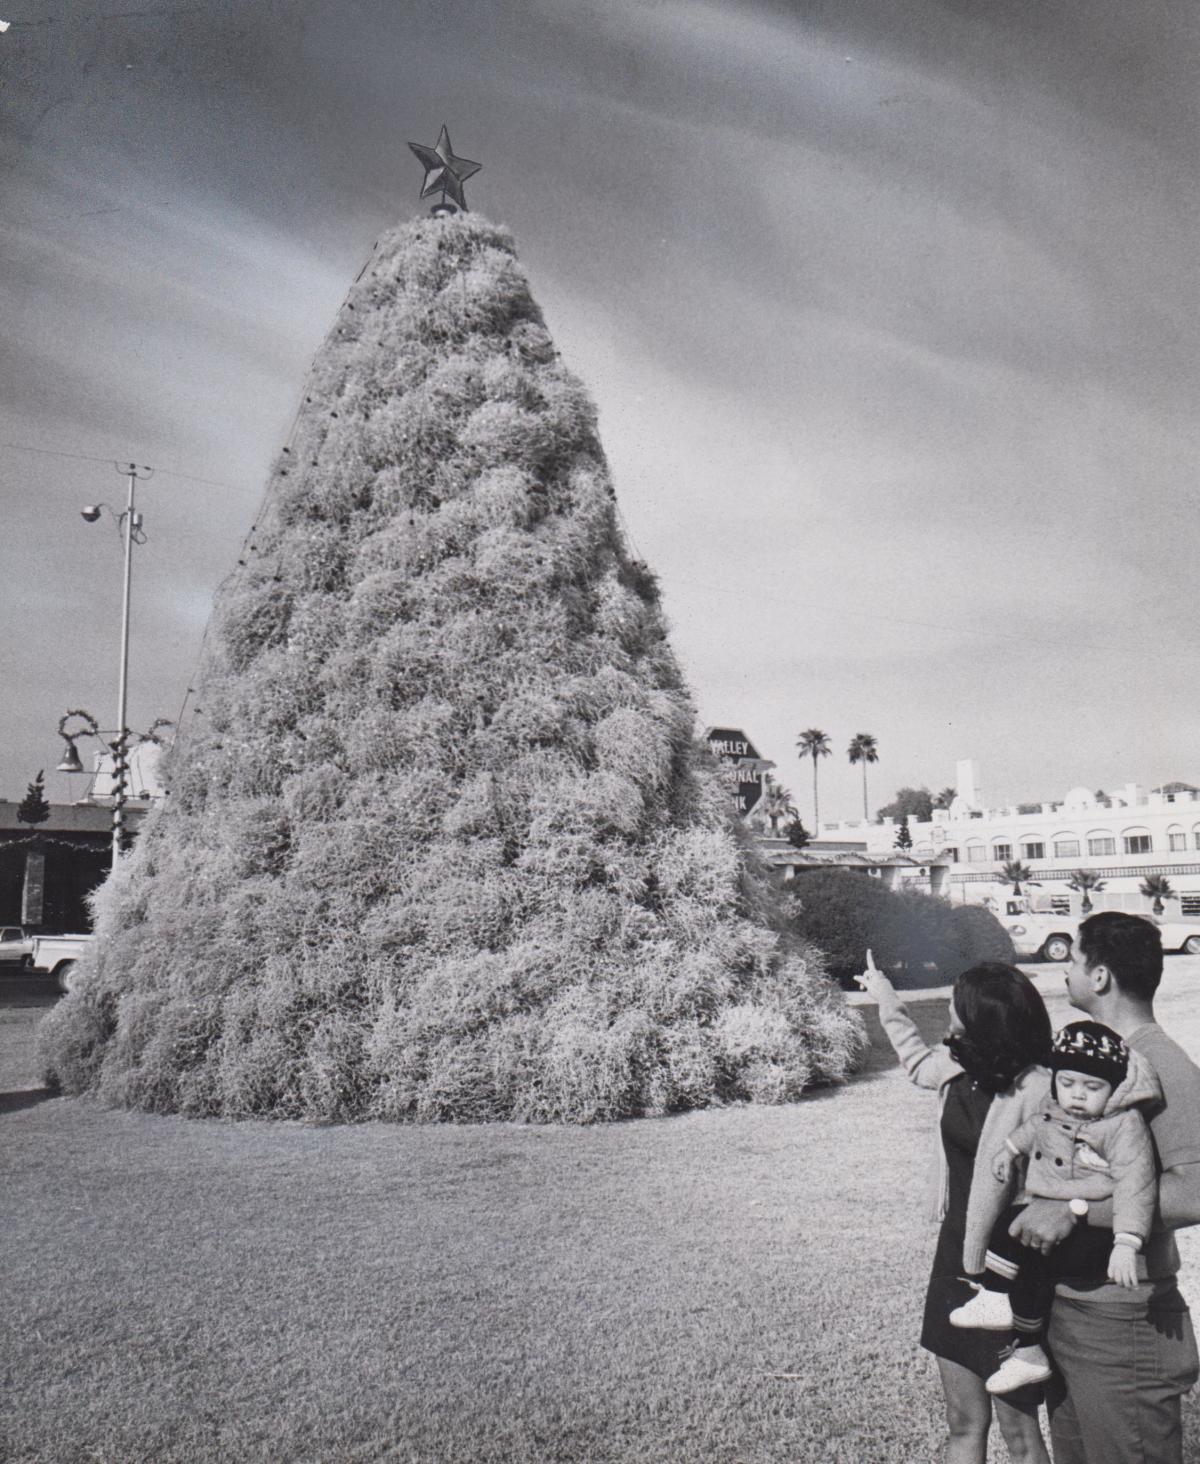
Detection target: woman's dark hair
<box><xmin>948</xmin><ymin>961</ymin><xmax>1052</xmax><ymax>1094</ymax></box>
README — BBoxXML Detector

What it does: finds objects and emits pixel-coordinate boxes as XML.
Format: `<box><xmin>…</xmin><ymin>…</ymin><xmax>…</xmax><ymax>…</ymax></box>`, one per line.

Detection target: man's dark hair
<box><xmin>1077</xmin><ymin>911</ymin><xmax>1163</xmax><ymax>1001</ymax></box>
<box><xmin>949</xmin><ymin>961</ymin><xmax>1053</xmax><ymax>1094</ymax></box>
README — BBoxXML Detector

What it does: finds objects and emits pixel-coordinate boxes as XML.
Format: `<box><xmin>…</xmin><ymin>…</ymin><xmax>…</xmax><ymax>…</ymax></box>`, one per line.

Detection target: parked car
<box><xmin>1151</xmin><ymin>919</ymin><xmax>1200</xmax><ymax>956</ymax></box>
<box><xmin>31</xmin><ymin>934</ymin><xmax>93</xmax><ymax>993</ymax></box>
<box><xmin>995</xmin><ymin>904</ymin><xmax>1078</xmax><ymax>962</ymax></box>
<box><xmin>1001</xmin><ymin>909</ymin><xmax>1200</xmax><ymax>959</ymax></box>
<box><xmin>1000</xmin><ymin>913</ymin><xmax>1077</xmax><ymax>960</ymax></box>
<box><xmin>0</xmin><ymin>926</ymin><xmax>35</xmax><ymax>969</ymax></box>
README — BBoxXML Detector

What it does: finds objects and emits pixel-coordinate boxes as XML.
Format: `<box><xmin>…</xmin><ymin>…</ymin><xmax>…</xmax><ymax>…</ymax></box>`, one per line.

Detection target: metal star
<box><xmin>407</xmin><ymin>124</ymin><xmax>481</xmax><ymax>211</ymax></box>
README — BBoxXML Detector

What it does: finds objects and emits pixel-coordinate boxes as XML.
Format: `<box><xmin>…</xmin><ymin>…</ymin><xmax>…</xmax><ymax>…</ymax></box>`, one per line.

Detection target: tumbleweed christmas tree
<box><xmin>41</xmin><ymin>213</ymin><xmax>861</xmax><ymax>1121</ymax></box>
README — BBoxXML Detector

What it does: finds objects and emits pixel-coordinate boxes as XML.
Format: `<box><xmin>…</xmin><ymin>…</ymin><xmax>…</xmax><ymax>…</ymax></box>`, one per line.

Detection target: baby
<box><xmin>950</xmin><ymin>1019</ymin><xmax>1160</xmax><ymax>1394</ymax></box>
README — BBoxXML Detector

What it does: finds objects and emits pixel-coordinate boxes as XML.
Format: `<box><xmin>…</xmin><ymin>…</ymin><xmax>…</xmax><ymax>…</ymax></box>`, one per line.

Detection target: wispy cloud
<box><xmin>1</xmin><ymin>0</ymin><xmax>1196</xmax><ymax>806</ymax></box>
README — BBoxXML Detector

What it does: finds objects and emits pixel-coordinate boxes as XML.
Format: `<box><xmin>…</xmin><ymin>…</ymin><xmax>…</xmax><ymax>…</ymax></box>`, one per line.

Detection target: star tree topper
<box><xmin>408</xmin><ymin>124</ymin><xmax>481</xmax><ymax>212</ymax></box>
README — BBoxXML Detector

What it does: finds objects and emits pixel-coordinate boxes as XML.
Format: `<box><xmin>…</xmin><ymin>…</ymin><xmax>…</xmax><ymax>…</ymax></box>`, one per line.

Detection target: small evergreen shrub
<box><xmin>16</xmin><ymin>770</ymin><xmax>50</xmax><ymax>826</ymax></box>
<box><xmin>38</xmin><ymin>214</ymin><xmax>863</xmax><ymax>1122</ymax></box>
<box><xmin>785</xmin><ymin>818</ymin><xmax>810</xmax><ymax>849</ymax></box>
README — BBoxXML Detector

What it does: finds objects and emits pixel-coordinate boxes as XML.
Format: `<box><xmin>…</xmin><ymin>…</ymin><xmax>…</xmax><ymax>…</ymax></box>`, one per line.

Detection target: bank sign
<box><xmin>705</xmin><ymin>726</ymin><xmax>772</xmax><ymax>815</ymax></box>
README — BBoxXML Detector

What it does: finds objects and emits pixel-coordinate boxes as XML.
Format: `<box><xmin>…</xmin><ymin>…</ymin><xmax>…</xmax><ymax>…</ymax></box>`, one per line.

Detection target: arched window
<box><xmin>1021</xmin><ymin>835</ymin><xmax>1045</xmax><ymax>861</ymax></box>
<box><xmin>1086</xmin><ymin>829</ymin><xmax>1116</xmax><ymax>858</ymax></box>
<box><xmin>1167</xmin><ymin>824</ymin><xmax>1187</xmax><ymax>853</ymax></box>
<box><xmin>1122</xmin><ymin>827</ymin><xmax>1153</xmax><ymax>855</ymax></box>
<box><xmin>992</xmin><ymin>839</ymin><xmax>1013</xmax><ymax>862</ymax></box>
<box><xmin>965</xmin><ymin>841</ymin><xmax>987</xmax><ymax>864</ymax></box>
<box><xmin>1053</xmin><ymin>832</ymin><xmax>1081</xmax><ymax>860</ymax></box>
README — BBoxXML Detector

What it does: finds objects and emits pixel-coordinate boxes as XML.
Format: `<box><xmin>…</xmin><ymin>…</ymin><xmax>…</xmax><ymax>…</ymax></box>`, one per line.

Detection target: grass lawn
<box><xmin>3</xmin><ymin>964</ymin><xmax>1199</xmax><ymax>1463</ymax></box>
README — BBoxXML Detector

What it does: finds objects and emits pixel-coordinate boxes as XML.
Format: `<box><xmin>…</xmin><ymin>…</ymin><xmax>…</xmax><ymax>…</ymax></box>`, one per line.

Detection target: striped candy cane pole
<box><xmin>111</xmin><ymin>730</ymin><xmax>128</xmax><ymax>860</ymax></box>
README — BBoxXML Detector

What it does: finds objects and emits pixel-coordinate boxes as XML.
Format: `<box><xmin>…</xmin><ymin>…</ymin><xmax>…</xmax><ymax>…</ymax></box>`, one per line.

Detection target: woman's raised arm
<box><xmin>854</xmin><ymin>950</ymin><xmax>960</xmax><ymax>1092</ymax></box>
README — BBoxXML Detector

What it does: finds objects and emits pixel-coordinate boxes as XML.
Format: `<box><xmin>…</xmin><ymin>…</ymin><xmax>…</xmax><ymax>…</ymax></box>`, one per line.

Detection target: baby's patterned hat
<box><xmin>1050</xmin><ymin>1020</ymin><xmax>1128</xmax><ymax>1087</ymax></box>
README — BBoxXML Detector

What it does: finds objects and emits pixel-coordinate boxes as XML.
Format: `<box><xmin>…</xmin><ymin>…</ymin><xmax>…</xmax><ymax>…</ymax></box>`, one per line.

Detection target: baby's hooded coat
<box><xmin>962</xmin><ymin>1044</ymin><xmax>1162</xmax><ymax>1273</ymax></box>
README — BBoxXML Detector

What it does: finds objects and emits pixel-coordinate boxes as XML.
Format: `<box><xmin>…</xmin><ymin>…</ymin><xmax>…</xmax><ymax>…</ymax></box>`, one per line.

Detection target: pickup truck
<box><xmin>0</xmin><ymin>925</ymin><xmax>35</xmax><ymax>969</ymax></box>
<box><xmin>31</xmin><ymin>934</ymin><xmax>93</xmax><ymax>992</ymax></box>
<box><xmin>994</xmin><ymin>904</ymin><xmax>1077</xmax><ymax>962</ymax></box>
<box><xmin>1149</xmin><ymin>918</ymin><xmax>1200</xmax><ymax>956</ymax></box>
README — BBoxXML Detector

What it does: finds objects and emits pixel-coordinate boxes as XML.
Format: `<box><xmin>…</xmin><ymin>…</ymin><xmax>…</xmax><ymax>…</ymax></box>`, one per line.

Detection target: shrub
<box><xmin>945</xmin><ymin>903</ymin><xmax>1018</xmax><ymax>973</ymax></box>
<box><xmin>879</xmin><ymin>887</ymin><xmax>958</xmax><ymax>980</ymax></box>
<box><xmin>784</xmin><ymin>869</ymin><xmax>898</xmax><ymax>979</ymax></box>
<box><xmin>786</xmin><ymin>869</ymin><xmax>1014</xmax><ymax>989</ymax></box>
<box><xmin>39</xmin><ymin>214</ymin><xmax>863</xmax><ymax>1123</ymax></box>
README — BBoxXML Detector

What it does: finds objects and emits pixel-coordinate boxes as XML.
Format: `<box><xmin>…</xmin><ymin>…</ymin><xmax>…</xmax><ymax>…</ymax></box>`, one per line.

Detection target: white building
<box><xmin>81</xmin><ymin>741</ymin><xmax>166</xmax><ymax>803</ymax></box>
<box><xmin>823</xmin><ymin>760</ymin><xmax>1200</xmax><ymax>918</ymax></box>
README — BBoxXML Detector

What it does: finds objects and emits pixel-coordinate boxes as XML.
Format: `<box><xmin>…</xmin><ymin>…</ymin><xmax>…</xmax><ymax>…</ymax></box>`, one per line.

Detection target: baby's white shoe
<box><xmin>949</xmin><ymin>1286</ymin><xmax>1014</xmax><ymax>1330</ymax></box>
<box><xmin>986</xmin><ymin>1344</ymin><xmax>1052</xmax><ymax>1394</ymax></box>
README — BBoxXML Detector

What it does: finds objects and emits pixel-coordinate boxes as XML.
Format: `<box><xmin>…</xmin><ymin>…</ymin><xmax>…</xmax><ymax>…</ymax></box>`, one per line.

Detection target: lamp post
<box><xmin>74</xmin><ymin>461</ymin><xmax>158</xmax><ymax>868</ymax></box>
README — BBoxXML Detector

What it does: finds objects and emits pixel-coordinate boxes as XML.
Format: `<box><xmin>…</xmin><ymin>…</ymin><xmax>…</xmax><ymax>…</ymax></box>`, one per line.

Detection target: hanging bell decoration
<box><xmin>56</xmin><ymin>739</ymin><xmax>85</xmax><ymax>774</ymax></box>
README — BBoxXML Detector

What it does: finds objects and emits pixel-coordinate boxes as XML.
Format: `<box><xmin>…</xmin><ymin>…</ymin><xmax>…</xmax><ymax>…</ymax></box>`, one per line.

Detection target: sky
<box><xmin>1</xmin><ymin>0</ymin><xmax>1197</xmax><ymax>826</ymax></box>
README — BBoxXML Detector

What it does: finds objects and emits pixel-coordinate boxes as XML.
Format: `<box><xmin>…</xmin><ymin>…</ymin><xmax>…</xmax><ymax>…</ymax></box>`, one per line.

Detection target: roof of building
<box><xmin>755</xmin><ymin>835</ymin><xmax>949</xmax><ymax>870</ymax></box>
<box><xmin>0</xmin><ymin>800</ymin><xmax>148</xmax><ymax>836</ymax></box>
<box><xmin>771</xmin><ymin>850</ymin><xmax>949</xmax><ymax>869</ymax></box>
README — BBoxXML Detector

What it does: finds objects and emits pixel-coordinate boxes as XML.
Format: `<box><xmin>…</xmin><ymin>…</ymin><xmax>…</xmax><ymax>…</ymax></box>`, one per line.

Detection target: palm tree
<box><xmin>999</xmin><ymin>860</ymin><xmax>1032</xmax><ymax>896</ymax></box>
<box><xmin>758</xmin><ymin>778</ymin><xmax>798</xmax><ymax>835</ymax></box>
<box><xmin>847</xmin><ymin>733</ymin><xmax>878</xmax><ymax>819</ymax></box>
<box><xmin>796</xmin><ymin>728</ymin><xmax>832</xmax><ymax>832</ymax></box>
<box><xmin>932</xmin><ymin>786</ymin><xmax>957</xmax><ymax>811</ymax></box>
<box><xmin>1140</xmin><ymin>874</ymin><xmax>1175</xmax><ymax>917</ymax></box>
<box><xmin>1067</xmin><ymin>869</ymin><xmax>1107</xmax><ymax>916</ymax></box>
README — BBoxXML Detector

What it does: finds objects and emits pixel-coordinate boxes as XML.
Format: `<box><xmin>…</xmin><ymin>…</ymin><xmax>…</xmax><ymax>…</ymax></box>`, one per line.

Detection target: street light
<box><xmin>74</xmin><ymin>461</ymin><xmax>157</xmax><ymax>867</ymax></box>
<box><xmin>56</xmin><ymin>709</ymin><xmax>172</xmax><ymax>868</ymax></box>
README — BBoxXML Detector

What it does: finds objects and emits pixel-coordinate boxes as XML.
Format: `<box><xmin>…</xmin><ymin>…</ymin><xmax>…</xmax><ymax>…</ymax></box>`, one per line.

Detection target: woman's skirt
<box><xmin>920</xmin><ymin>1223</ymin><xmax>1043</xmax><ymax>1405</ymax></box>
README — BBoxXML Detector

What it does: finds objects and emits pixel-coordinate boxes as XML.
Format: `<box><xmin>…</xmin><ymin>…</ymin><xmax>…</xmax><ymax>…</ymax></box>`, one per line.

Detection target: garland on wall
<box><xmin>0</xmin><ymin>832</ymin><xmax>113</xmax><ymax>855</ymax></box>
